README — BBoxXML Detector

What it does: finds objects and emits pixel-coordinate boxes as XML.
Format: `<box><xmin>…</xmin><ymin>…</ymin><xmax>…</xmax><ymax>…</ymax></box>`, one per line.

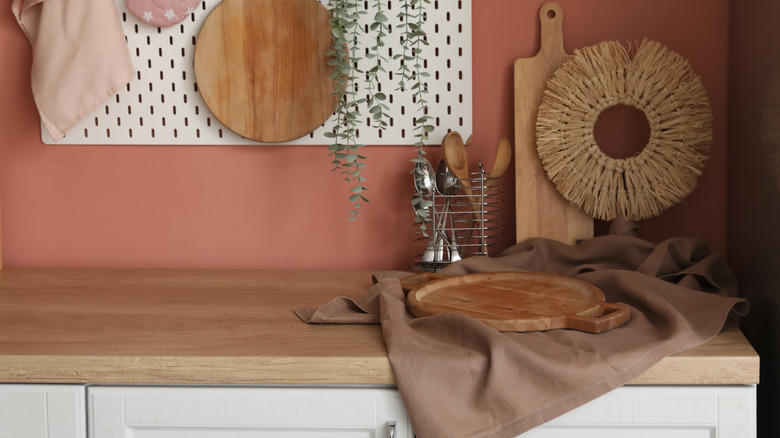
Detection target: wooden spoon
<box><xmin>486</xmin><ymin>138</ymin><xmax>512</xmax><ymax>186</ymax></box>
<box><xmin>442</xmin><ymin>132</ymin><xmax>469</xmax><ymax>178</ymax></box>
<box><xmin>470</xmin><ymin>137</ymin><xmax>513</xmax><ymax>252</ymax></box>
<box><xmin>442</xmin><ymin>131</ymin><xmax>475</xmax><ymax>203</ymax></box>
<box><xmin>442</xmin><ymin>131</ymin><xmax>483</xmax><ymax>251</ymax></box>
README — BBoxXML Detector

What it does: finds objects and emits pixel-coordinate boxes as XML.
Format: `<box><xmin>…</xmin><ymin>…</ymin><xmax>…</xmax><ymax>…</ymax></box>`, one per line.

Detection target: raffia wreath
<box><xmin>535</xmin><ymin>39</ymin><xmax>713</xmax><ymax>221</ymax></box>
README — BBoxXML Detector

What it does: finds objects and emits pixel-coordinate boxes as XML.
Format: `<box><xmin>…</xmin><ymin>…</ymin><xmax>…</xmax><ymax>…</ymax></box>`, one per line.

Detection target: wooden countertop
<box><xmin>0</xmin><ymin>268</ymin><xmax>759</xmax><ymax>385</ymax></box>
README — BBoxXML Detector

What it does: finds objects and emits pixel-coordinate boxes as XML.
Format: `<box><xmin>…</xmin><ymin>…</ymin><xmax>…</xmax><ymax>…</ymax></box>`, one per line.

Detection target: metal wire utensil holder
<box><xmin>413</xmin><ymin>164</ymin><xmax>504</xmax><ymax>272</ymax></box>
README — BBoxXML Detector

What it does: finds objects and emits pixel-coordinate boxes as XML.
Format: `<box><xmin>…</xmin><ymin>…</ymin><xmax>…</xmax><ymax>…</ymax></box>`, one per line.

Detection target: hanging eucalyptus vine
<box><xmin>365</xmin><ymin>0</ymin><xmax>390</xmax><ymax>132</ymax></box>
<box><xmin>326</xmin><ymin>0</ymin><xmax>368</xmax><ymax>221</ymax></box>
<box><xmin>326</xmin><ymin>0</ymin><xmax>431</xmax><ymax>221</ymax></box>
<box><xmin>396</xmin><ymin>0</ymin><xmax>433</xmax><ymax>233</ymax></box>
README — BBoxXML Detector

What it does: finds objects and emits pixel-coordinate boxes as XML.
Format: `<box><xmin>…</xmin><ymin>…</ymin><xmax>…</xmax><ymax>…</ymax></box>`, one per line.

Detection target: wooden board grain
<box><xmin>514</xmin><ymin>2</ymin><xmax>593</xmax><ymax>244</ymax></box>
<box><xmin>406</xmin><ymin>272</ymin><xmax>631</xmax><ymax>333</ymax></box>
<box><xmin>0</xmin><ymin>269</ymin><xmax>758</xmax><ymax>385</ymax></box>
<box><xmin>193</xmin><ymin>0</ymin><xmax>336</xmax><ymax>143</ymax></box>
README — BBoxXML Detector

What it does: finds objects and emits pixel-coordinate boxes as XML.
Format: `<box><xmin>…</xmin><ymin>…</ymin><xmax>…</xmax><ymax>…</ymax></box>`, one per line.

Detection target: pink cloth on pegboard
<box><xmin>12</xmin><ymin>0</ymin><xmax>135</xmax><ymax>142</ymax></box>
<box><xmin>127</xmin><ymin>0</ymin><xmax>202</xmax><ymax>27</ymax></box>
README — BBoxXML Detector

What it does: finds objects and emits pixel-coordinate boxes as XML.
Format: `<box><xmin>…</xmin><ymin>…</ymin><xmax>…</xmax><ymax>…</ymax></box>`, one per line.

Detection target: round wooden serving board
<box><xmin>193</xmin><ymin>0</ymin><xmax>336</xmax><ymax>143</ymax></box>
<box><xmin>406</xmin><ymin>272</ymin><xmax>631</xmax><ymax>333</ymax></box>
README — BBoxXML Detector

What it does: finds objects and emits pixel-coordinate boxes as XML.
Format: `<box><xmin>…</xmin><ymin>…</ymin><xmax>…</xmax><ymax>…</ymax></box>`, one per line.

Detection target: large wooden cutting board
<box><xmin>514</xmin><ymin>3</ymin><xmax>593</xmax><ymax>244</ymax></box>
<box><xmin>193</xmin><ymin>0</ymin><xmax>336</xmax><ymax>143</ymax></box>
<box><xmin>406</xmin><ymin>272</ymin><xmax>631</xmax><ymax>333</ymax></box>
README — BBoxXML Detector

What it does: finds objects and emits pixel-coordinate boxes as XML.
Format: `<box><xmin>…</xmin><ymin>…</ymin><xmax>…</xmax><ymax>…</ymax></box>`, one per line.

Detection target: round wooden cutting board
<box><xmin>406</xmin><ymin>272</ymin><xmax>631</xmax><ymax>333</ymax></box>
<box><xmin>193</xmin><ymin>0</ymin><xmax>336</xmax><ymax>143</ymax></box>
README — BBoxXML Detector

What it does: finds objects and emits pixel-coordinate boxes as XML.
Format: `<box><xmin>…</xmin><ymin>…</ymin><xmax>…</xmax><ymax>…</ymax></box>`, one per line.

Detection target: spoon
<box><xmin>468</xmin><ymin>137</ymin><xmax>513</xmax><ymax>253</ymax></box>
<box><xmin>413</xmin><ymin>159</ymin><xmax>435</xmax><ymax>198</ymax></box>
<box><xmin>413</xmin><ymin>159</ymin><xmax>444</xmax><ymax>263</ymax></box>
<box><xmin>487</xmin><ymin>137</ymin><xmax>512</xmax><ymax>186</ymax></box>
<box><xmin>442</xmin><ymin>131</ymin><xmax>482</xmax><ymax>250</ymax></box>
<box><xmin>441</xmin><ymin>131</ymin><xmax>476</xmax><ymax>204</ymax></box>
<box><xmin>435</xmin><ymin>159</ymin><xmax>462</xmax><ymax>262</ymax></box>
<box><xmin>436</xmin><ymin>159</ymin><xmax>461</xmax><ymax>199</ymax></box>
<box><xmin>441</xmin><ymin>131</ymin><xmax>470</xmax><ymax>182</ymax></box>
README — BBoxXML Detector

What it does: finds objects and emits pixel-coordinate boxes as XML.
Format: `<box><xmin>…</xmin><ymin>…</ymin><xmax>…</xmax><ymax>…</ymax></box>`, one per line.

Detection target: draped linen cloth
<box><xmin>12</xmin><ymin>0</ymin><xmax>134</xmax><ymax>141</ymax></box>
<box><xmin>296</xmin><ymin>236</ymin><xmax>748</xmax><ymax>438</ymax></box>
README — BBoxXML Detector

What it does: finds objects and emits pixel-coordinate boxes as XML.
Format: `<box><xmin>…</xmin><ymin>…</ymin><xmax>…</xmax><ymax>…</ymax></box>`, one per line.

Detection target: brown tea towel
<box><xmin>296</xmin><ymin>235</ymin><xmax>748</xmax><ymax>438</ymax></box>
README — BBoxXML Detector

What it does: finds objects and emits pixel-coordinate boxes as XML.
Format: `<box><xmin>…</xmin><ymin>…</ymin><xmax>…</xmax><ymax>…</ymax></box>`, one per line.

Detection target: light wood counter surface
<box><xmin>0</xmin><ymin>268</ymin><xmax>759</xmax><ymax>385</ymax></box>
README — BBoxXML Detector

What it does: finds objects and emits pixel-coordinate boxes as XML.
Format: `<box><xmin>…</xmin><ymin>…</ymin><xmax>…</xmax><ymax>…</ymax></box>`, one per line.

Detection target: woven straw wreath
<box><xmin>536</xmin><ymin>39</ymin><xmax>713</xmax><ymax>221</ymax></box>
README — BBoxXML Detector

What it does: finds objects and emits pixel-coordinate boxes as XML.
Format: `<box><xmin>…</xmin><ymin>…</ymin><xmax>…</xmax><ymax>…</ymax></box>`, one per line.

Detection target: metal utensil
<box><xmin>470</xmin><ymin>137</ymin><xmax>513</xmax><ymax>253</ymax></box>
<box><xmin>413</xmin><ymin>159</ymin><xmax>436</xmax><ymax>198</ymax></box>
<box><xmin>436</xmin><ymin>159</ymin><xmax>462</xmax><ymax>197</ymax></box>
<box><xmin>435</xmin><ymin>159</ymin><xmax>462</xmax><ymax>262</ymax></box>
<box><xmin>413</xmin><ymin>159</ymin><xmax>444</xmax><ymax>263</ymax></box>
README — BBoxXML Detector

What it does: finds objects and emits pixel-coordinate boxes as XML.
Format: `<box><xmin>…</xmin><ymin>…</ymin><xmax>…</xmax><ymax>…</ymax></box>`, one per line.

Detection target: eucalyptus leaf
<box><xmin>327</xmin><ymin>0</ymin><xmax>432</xmax><ymax>221</ymax></box>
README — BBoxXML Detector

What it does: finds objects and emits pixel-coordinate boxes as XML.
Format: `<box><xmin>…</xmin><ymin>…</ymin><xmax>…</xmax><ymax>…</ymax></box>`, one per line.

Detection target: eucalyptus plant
<box><xmin>326</xmin><ymin>0</ymin><xmax>431</xmax><ymax>221</ymax></box>
<box><xmin>396</xmin><ymin>0</ymin><xmax>433</xmax><ymax>232</ymax></box>
<box><xmin>326</xmin><ymin>0</ymin><xmax>368</xmax><ymax>221</ymax></box>
<box><xmin>365</xmin><ymin>0</ymin><xmax>390</xmax><ymax>132</ymax></box>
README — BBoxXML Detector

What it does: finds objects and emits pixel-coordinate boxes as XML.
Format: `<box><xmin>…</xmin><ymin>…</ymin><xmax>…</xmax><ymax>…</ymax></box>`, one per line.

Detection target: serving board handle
<box><xmin>565</xmin><ymin>302</ymin><xmax>632</xmax><ymax>333</ymax></box>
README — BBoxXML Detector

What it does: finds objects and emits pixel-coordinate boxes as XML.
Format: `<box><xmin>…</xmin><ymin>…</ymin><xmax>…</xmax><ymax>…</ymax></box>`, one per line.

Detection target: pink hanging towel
<box><xmin>12</xmin><ymin>0</ymin><xmax>135</xmax><ymax>142</ymax></box>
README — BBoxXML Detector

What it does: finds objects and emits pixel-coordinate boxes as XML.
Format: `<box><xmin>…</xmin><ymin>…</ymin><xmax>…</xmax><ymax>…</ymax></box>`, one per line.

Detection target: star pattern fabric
<box><xmin>126</xmin><ymin>0</ymin><xmax>201</xmax><ymax>27</ymax></box>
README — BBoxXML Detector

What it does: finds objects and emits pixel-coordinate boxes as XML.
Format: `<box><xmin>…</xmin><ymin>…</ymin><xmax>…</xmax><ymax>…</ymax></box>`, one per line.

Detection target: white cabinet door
<box><xmin>88</xmin><ymin>386</ymin><xmax>412</xmax><ymax>438</ymax></box>
<box><xmin>520</xmin><ymin>385</ymin><xmax>757</xmax><ymax>438</ymax></box>
<box><xmin>87</xmin><ymin>384</ymin><xmax>756</xmax><ymax>438</ymax></box>
<box><xmin>0</xmin><ymin>384</ymin><xmax>86</xmax><ymax>438</ymax></box>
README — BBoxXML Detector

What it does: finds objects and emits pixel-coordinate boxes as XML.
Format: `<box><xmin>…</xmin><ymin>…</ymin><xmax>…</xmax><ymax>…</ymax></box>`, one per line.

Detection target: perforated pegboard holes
<box><xmin>43</xmin><ymin>0</ymin><xmax>473</xmax><ymax>145</ymax></box>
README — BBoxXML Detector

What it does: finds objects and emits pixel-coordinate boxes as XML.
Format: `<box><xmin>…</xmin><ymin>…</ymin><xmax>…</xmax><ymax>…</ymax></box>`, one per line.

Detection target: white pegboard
<box><xmin>44</xmin><ymin>0</ymin><xmax>472</xmax><ymax>145</ymax></box>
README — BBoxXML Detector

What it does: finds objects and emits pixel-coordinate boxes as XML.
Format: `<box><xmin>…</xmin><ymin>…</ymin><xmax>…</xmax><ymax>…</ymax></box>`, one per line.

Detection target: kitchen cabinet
<box><xmin>84</xmin><ymin>385</ymin><xmax>755</xmax><ymax>438</ymax></box>
<box><xmin>0</xmin><ymin>269</ymin><xmax>760</xmax><ymax>437</ymax></box>
<box><xmin>88</xmin><ymin>386</ymin><xmax>411</xmax><ymax>438</ymax></box>
<box><xmin>523</xmin><ymin>385</ymin><xmax>756</xmax><ymax>437</ymax></box>
<box><xmin>0</xmin><ymin>383</ymin><xmax>757</xmax><ymax>438</ymax></box>
<box><xmin>0</xmin><ymin>384</ymin><xmax>86</xmax><ymax>438</ymax></box>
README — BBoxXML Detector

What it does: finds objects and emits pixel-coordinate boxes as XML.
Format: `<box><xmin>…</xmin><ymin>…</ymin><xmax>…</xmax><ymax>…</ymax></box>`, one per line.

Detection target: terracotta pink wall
<box><xmin>0</xmin><ymin>0</ymin><xmax>728</xmax><ymax>269</ymax></box>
